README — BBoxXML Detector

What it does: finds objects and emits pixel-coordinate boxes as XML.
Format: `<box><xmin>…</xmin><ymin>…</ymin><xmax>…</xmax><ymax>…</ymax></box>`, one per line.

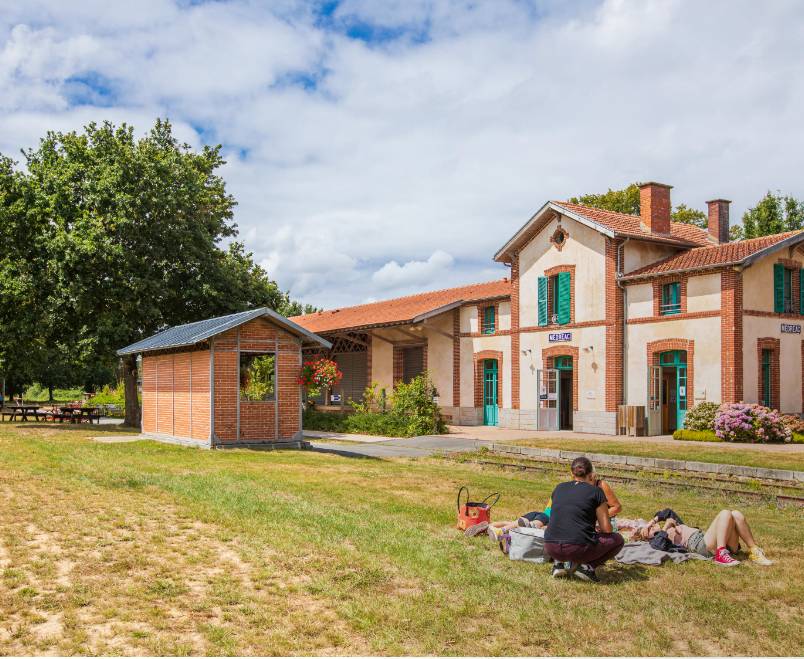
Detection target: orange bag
<box><xmin>456</xmin><ymin>486</ymin><xmax>500</xmax><ymax>531</ymax></box>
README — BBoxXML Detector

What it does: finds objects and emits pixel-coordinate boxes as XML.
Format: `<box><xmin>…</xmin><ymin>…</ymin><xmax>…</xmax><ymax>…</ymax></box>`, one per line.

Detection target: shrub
<box><xmin>673</xmin><ymin>429</ymin><xmax>722</xmax><ymax>442</ymax></box>
<box><xmin>780</xmin><ymin>414</ymin><xmax>804</xmax><ymax>435</ymax></box>
<box><xmin>389</xmin><ymin>374</ymin><xmax>446</xmax><ymax>436</ymax></box>
<box><xmin>683</xmin><ymin>401</ymin><xmax>719</xmax><ymax>431</ymax></box>
<box><xmin>793</xmin><ymin>433</ymin><xmax>804</xmax><ymax>444</ymax></box>
<box><xmin>714</xmin><ymin>403</ymin><xmax>791</xmax><ymax>443</ymax></box>
<box><xmin>89</xmin><ymin>383</ymin><xmax>127</xmax><ymax>416</ymax></box>
<box><xmin>302</xmin><ymin>373</ymin><xmax>446</xmax><ymax>437</ymax></box>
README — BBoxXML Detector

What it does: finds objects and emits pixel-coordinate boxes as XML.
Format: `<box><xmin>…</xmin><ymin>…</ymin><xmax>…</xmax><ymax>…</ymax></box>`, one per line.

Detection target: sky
<box><xmin>1</xmin><ymin>0</ymin><xmax>803</xmax><ymax>310</ymax></box>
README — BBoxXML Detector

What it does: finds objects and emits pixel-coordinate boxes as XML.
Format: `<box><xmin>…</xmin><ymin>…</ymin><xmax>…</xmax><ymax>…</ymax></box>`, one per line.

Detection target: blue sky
<box><xmin>1</xmin><ymin>0</ymin><xmax>803</xmax><ymax>308</ymax></box>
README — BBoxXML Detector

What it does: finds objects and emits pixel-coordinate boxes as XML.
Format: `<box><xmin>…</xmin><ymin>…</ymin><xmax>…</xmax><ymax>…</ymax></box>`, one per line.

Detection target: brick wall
<box><xmin>213</xmin><ymin>317</ymin><xmax>303</xmax><ymax>444</ymax></box>
<box><xmin>141</xmin><ymin>349</ymin><xmax>211</xmax><ymax>441</ymax></box>
<box><xmin>721</xmin><ymin>269</ymin><xmax>743</xmax><ymax>403</ymax></box>
<box><xmin>604</xmin><ymin>238</ymin><xmax>624</xmax><ymax>413</ymax></box>
<box><xmin>510</xmin><ymin>257</ymin><xmax>520</xmax><ymax>409</ymax></box>
<box><xmin>139</xmin><ymin>316</ymin><xmax>302</xmax><ymax>445</ymax></box>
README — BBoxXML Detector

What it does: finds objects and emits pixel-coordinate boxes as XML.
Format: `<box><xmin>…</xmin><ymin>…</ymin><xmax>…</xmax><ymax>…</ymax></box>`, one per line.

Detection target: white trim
<box><xmin>494</xmin><ymin>201</ymin><xmax>616</xmax><ymax>262</ymax></box>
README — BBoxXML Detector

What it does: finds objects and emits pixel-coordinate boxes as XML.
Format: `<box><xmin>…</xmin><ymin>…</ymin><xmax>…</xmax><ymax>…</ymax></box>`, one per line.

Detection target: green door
<box><xmin>483</xmin><ymin>359</ymin><xmax>498</xmax><ymax>426</ymax></box>
<box><xmin>761</xmin><ymin>349</ymin><xmax>772</xmax><ymax>407</ymax></box>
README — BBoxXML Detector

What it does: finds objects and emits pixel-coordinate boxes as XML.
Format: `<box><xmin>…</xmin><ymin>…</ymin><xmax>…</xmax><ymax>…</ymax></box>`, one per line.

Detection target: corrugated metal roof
<box><xmin>117</xmin><ymin>308</ymin><xmax>330</xmax><ymax>356</ymax></box>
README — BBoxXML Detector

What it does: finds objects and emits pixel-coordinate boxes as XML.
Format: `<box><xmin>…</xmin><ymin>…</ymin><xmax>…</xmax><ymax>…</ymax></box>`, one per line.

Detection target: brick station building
<box><xmin>292</xmin><ymin>182</ymin><xmax>804</xmax><ymax>435</ymax></box>
<box><xmin>118</xmin><ymin>308</ymin><xmax>330</xmax><ymax>447</ymax></box>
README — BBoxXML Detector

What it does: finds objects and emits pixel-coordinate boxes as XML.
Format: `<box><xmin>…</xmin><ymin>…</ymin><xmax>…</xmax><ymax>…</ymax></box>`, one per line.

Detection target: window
<box><xmin>481</xmin><ymin>305</ymin><xmax>496</xmax><ymax>334</ymax></box>
<box><xmin>774</xmin><ymin>263</ymin><xmax>796</xmax><ymax>313</ymax></box>
<box><xmin>660</xmin><ymin>282</ymin><xmax>681</xmax><ymax>315</ymax></box>
<box><xmin>538</xmin><ymin>271</ymin><xmax>571</xmax><ymax>326</ymax></box>
<box><xmin>239</xmin><ymin>352</ymin><xmax>275</xmax><ymax>401</ymax></box>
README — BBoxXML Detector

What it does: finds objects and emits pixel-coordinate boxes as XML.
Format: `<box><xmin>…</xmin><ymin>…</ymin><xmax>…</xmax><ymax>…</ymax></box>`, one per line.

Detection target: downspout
<box><xmin>616</xmin><ymin>238</ymin><xmax>630</xmax><ymax>407</ymax></box>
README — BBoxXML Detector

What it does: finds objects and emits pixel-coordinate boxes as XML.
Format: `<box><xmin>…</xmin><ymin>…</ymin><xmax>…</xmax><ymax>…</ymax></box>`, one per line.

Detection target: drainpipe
<box><xmin>616</xmin><ymin>238</ymin><xmax>630</xmax><ymax>407</ymax></box>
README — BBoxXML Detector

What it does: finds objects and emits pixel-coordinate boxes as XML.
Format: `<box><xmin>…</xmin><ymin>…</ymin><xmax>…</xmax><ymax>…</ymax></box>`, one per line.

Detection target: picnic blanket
<box><xmin>615</xmin><ymin>541</ymin><xmax>710</xmax><ymax>566</ymax></box>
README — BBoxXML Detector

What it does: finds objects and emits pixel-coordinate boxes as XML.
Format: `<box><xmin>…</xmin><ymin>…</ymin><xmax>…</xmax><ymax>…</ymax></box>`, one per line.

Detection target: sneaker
<box><xmin>517</xmin><ymin>517</ymin><xmax>532</xmax><ymax>528</ymax></box>
<box><xmin>464</xmin><ymin>521</ymin><xmax>489</xmax><ymax>538</ymax></box>
<box><xmin>573</xmin><ymin>564</ymin><xmax>600</xmax><ymax>583</ymax></box>
<box><xmin>749</xmin><ymin>546</ymin><xmax>774</xmax><ymax>566</ymax></box>
<box><xmin>487</xmin><ymin>525</ymin><xmax>503</xmax><ymax>541</ymax></box>
<box><xmin>713</xmin><ymin>546</ymin><xmax>741</xmax><ymax>567</ymax></box>
<box><xmin>551</xmin><ymin>562</ymin><xmax>570</xmax><ymax>578</ymax></box>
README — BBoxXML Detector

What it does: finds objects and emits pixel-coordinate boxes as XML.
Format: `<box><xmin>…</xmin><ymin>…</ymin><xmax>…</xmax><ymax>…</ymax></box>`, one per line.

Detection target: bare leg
<box><xmin>703</xmin><ymin>509</ymin><xmax>735</xmax><ymax>552</ymax></box>
<box><xmin>491</xmin><ymin>521</ymin><xmax>518</xmax><ymax>532</ymax></box>
<box><xmin>730</xmin><ymin>510</ymin><xmax>758</xmax><ymax>550</ymax></box>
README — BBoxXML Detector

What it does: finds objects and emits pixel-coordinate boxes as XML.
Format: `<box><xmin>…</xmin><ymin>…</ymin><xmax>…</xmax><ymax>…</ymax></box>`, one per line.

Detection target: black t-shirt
<box><xmin>544</xmin><ymin>480</ymin><xmax>607</xmax><ymax>545</ymax></box>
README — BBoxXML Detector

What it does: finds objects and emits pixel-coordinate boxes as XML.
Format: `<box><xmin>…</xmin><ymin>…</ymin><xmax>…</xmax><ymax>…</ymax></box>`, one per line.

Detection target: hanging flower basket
<box><xmin>299</xmin><ymin>358</ymin><xmax>342</xmax><ymax>395</ymax></box>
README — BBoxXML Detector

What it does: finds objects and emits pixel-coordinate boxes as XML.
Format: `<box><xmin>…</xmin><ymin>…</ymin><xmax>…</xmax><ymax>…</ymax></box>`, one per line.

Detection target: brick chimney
<box><xmin>639</xmin><ymin>182</ymin><xmax>672</xmax><ymax>234</ymax></box>
<box><xmin>706</xmin><ymin>198</ymin><xmax>731</xmax><ymax>244</ymax></box>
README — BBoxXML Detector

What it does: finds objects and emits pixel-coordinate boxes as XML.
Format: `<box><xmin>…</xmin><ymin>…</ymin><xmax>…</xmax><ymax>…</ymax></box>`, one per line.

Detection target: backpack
<box><xmin>508</xmin><ymin>526</ymin><xmax>546</xmax><ymax>563</ymax></box>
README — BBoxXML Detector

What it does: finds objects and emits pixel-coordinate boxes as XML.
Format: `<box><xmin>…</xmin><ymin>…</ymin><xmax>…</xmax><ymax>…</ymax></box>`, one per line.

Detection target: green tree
<box><xmin>569</xmin><ymin>183</ymin><xmax>640</xmax><ymax>215</ymax></box>
<box><xmin>741</xmin><ymin>191</ymin><xmax>804</xmax><ymax>239</ymax></box>
<box><xmin>3</xmin><ymin>119</ymin><xmax>308</xmax><ymax>425</ymax></box>
<box><xmin>569</xmin><ymin>182</ymin><xmax>707</xmax><ymax>228</ymax></box>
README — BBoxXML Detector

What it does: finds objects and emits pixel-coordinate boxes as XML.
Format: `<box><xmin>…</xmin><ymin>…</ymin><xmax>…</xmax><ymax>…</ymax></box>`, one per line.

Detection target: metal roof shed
<box><xmin>118</xmin><ymin>308</ymin><xmax>331</xmax><ymax>448</ymax></box>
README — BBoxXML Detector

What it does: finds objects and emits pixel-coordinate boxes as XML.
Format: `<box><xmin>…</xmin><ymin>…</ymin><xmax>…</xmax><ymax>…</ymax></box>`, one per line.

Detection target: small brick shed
<box><xmin>118</xmin><ymin>308</ymin><xmax>331</xmax><ymax>448</ymax></box>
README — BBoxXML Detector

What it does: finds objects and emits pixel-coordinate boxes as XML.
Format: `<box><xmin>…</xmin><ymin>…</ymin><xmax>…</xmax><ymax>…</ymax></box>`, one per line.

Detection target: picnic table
<box><xmin>57</xmin><ymin>406</ymin><xmax>102</xmax><ymax>424</ymax></box>
<box><xmin>1</xmin><ymin>404</ymin><xmax>44</xmax><ymax>422</ymax></box>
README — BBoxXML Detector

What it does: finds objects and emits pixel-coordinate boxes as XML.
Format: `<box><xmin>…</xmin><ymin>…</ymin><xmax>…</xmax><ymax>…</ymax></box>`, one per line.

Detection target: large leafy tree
<box><xmin>569</xmin><ymin>183</ymin><xmax>707</xmax><ymax>227</ymax></box>
<box><xmin>2</xmin><ymin>119</ymin><xmax>310</xmax><ymax>423</ymax></box>
<box><xmin>741</xmin><ymin>191</ymin><xmax>804</xmax><ymax>239</ymax></box>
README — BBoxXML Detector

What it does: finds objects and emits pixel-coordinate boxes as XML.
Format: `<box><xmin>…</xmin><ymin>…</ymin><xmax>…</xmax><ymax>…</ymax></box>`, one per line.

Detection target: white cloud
<box><xmin>1</xmin><ymin>0</ymin><xmax>803</xmax><ymax>310</ymax></box>
<box><xmin>372</xmin><ymin>249</ymin><xmax>455</xmax><ymax>290</ymax></box>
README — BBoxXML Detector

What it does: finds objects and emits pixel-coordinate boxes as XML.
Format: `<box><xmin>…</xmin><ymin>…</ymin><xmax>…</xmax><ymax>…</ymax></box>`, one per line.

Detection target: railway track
<box><xmin>454</xmin><ymin>456</ymin><xmax>804</xmax><ymax>507</ymax></box>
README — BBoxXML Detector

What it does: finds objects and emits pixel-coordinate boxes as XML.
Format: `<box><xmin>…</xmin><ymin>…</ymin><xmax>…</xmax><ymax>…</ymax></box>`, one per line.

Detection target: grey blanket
<box><xmin>615</xmin><ymin>541</ymin><xmax>710</xmax><ymax>565</ymax></box>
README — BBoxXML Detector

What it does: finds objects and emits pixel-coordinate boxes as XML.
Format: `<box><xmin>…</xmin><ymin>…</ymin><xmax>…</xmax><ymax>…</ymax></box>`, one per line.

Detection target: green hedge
<box><xmin>793</xmin><ymin>433</ymin><xmax>804</xmax><ymax>444</ymax></box>
<box><xmin>673</xmin><ymin>429</ymin><xmax>723</xmax><ymax>442</ymax></box>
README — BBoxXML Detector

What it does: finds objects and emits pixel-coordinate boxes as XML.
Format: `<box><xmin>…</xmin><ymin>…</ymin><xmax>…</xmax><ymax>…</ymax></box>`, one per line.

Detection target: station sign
<box><xmin>781</xmin><ymin>323</ymin><xmax>801</xmax><ymax>334</ymax></box>
<box><xmin>548</xmin><ymin>331</ymin><xmax>572</xmax><ymax>343</ymax></box>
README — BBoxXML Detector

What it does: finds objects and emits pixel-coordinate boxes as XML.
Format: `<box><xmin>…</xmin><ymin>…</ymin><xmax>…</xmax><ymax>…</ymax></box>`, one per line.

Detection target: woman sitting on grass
<box><xmin>633</xmin><ymin>509</ymin><xmax>773</xmax><ymax>566</ymax></box>
<box><xmin>544</xmin><ymin>457</ymin><xmax>625</xmax><ymax>582</ymax></box>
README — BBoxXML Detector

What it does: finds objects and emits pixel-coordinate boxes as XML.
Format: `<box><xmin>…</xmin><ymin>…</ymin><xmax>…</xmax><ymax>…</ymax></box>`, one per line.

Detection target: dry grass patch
<box><xmin>0</xmin><ymin>423</ymin><xmax>802</xmax><ymax>655</ymax></box>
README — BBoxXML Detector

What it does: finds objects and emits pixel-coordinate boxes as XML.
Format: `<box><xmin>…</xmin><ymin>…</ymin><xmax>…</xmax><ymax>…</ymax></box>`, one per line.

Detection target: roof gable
<box><xmin>494</xmin><ymin>201</ymin><xmax>711</xmax><ymax>262</ymax></box>
<box><xmin>291</xmin><ymin>279</ymin><xmax>510</xmax><ymax>334</ymax></box>
<box><xmin>117</xmin><ymin>308</ymin><xmax>330</xmax><ymax>356</ymax></box>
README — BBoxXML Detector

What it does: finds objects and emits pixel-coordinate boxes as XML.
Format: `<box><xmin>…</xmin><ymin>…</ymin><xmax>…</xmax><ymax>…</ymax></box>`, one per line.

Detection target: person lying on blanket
<box><xmin>632</xmin><ymin>509</ymin><xmax>773</xmax><ymax>566</ymax></box>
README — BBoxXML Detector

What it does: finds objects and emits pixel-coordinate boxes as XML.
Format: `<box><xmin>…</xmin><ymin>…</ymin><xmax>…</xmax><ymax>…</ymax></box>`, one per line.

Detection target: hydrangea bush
<box><xmin>714</xmin><ymin>403</ymin><xmax>792</xmax><ymax>443</ymax></box>
<box><xmin>683</xmin><ymin>401</ymin><xmax>719</xmax><ymax>431</ymax></box>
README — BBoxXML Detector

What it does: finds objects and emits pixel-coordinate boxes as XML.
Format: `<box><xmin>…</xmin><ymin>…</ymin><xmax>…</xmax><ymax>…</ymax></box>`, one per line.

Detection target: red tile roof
<box><xmin>291</xmin><ymin>279</ymin><xmax>511</xmax><ymax>334</ymax></box>
<box><xmin>552</xmin><ymin>202</ymin><xmax>712</xmax><ymax>246</ymax></box>
<box><xmin>622</xmin><ymin>231</ymin><xmax>804</xmax><ymax>279</ymax></box>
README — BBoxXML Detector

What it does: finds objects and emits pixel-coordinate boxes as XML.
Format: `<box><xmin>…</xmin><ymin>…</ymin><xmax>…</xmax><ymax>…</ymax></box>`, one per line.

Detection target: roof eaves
<box><xmin>411</xmin><ymin>300</ymin><xmax>464</xmax><ymax>323</ymax></box>
<box><xmin>620</xmin><ymin>262</ymin><xmax>734</xmax><ymax>283</ymax></box>
<box><xmin>740</xmin><ymin>232</ymin><xmax>804</xmax><ymax>268</ymax></box>
<box><xmin>493</xmin><ymin>201</ymin><xmax>553</xmax><ymax>262</ymax></box>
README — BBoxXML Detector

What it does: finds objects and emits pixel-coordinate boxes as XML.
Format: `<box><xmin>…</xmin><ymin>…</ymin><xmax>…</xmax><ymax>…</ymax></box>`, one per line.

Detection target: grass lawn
<box><xmin>0</xmin><ymin>423</ymin><xmax>802</xmax><ymax>656</ymax></box>
<box><xmin>505</xmin><ymin>437</ymin><xmax>804</xmax><ymax>472</ymax></box>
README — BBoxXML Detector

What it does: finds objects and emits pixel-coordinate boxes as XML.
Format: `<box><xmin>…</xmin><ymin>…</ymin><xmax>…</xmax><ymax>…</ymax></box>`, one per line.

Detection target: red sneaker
<box><xmin>713</xmin><ymin>546</ymin><xmax>740</xmax><ymax>567</ymax></box>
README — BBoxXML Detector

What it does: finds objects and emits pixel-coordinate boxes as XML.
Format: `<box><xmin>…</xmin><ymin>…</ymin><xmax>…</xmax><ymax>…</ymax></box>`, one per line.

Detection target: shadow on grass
<box><xmin>6</xmin><ymin>421</ymin><xmax>137</xmax><ymax>433</ymax></box>
<box><xmin>602</xmin><ymin>563</ymin><xmax>651</xmax><ymax>584</ymax></box>
<box><xmin>307</xmin><ymin>445</ymin><xmax>384</xmax><ymax>461</ymax></box>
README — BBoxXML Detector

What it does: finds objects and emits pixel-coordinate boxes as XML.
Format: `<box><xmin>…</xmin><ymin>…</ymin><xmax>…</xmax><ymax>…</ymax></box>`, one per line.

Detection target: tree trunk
<box><xmin>48</xmin><ymin>384</ymin><xmax>54</xmax><ymax>403</ymax></box>
<box><xmin>123</xmin><ymin>356</ymin><xmax>141</xmax><ymax>429</ymax></box>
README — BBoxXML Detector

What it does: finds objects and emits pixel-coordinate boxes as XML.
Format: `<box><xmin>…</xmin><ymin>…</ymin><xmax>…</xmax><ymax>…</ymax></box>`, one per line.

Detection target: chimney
<box><xmin>639</xmin><ymin>182</ymin><xmax>672</xmax><ymax>234</ymax></box>
<box><xmin>706</xmin><ymin>198</ymin><xmax>731</xmax><ymax>244</ymax></box>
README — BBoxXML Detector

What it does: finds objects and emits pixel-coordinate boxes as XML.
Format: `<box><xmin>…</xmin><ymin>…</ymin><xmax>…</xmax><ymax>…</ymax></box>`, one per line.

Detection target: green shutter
<box><xmin>773</xmin><ymin>263</ymin><xmax>785</xmax><ymax>313</ymax></box>
<box><xmin>537</xmin><ymin>276</ymin><xmax>548</xmax><ymax>326</ymax></box>
<box><xmin>557</xmin><ymin>271</ymin><xmax>571</xmax><ymax>325</ymax></box>
<box><xmin>800</xmin><ymin>269</ymin><xmax>804</xmax><ymax>315</ymax></box>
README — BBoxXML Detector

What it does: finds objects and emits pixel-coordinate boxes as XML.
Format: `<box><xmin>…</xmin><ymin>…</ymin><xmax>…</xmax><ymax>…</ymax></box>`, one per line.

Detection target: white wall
<box><xmin>626</xmin><ymin>316</ymin><xmax>722</xmax><ymax>406</ymax></box>
<box><xmin>519</xmin><ymin>215</ymin><xmax>607</xmax><ymax>326</ymax></box>
<box><xmin>742</xmin><ymin>316</ymin><xmax>802</xmax><ymax>413</ymax></box>
<box><xmin>687</xmin><ymin>273</ymin><xmax>721</xmax><ymax>312</ymax></box>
